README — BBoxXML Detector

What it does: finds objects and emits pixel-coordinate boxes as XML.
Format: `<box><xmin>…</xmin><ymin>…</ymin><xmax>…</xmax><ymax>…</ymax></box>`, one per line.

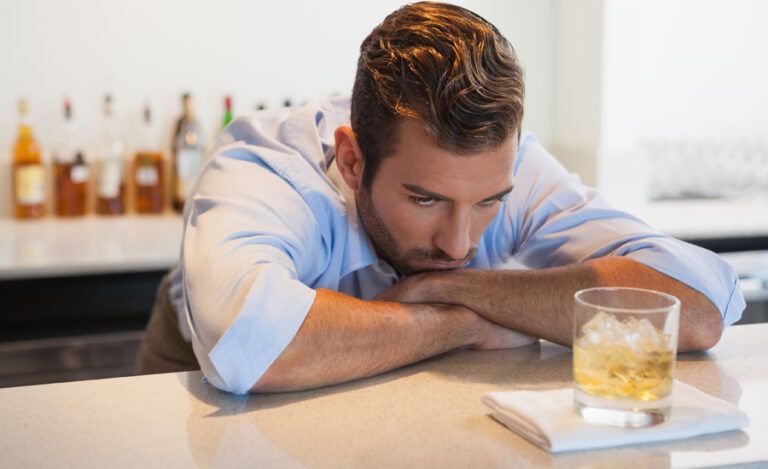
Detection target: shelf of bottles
<box><xmin>8</xmin><ymin>93</ymin><xmax>238</xmax><ymax>219</ymax></box>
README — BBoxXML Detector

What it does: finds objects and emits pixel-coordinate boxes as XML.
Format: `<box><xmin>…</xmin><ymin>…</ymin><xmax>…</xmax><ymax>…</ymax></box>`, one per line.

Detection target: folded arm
<box><xmin>376</xmin><ymin>256</ymin><xmax>723</xmax><ymax>352</ymax></box>
<box><xmin>252</xmin><ymin>289</ymin><xmax>535</xmax><ymax>392</ymax></box>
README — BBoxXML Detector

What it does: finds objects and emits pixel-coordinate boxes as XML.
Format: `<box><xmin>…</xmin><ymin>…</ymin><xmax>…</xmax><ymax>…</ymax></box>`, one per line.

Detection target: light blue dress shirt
<box><xmin>170</xmin><ymin>96</ymin><xmax>745</xmax><ymax>394</ymax></box>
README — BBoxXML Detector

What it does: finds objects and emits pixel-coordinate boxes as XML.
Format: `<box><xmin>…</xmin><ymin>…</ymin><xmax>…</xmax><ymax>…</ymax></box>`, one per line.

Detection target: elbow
<box><xmin>248</xmin><ymin>351</ymin><xmax>307</xmax><ymax>393</ymax></box>
<box><xmin>249</xmin><ymin>366</ymin><xmax>288</xmax><ymax>393</ymax></box>
<box><xmin>200</xmin><ymin>362</ymin><xmax>282</xmax><ymax>395</ymax></box>
<box><xmin>679</xmin><ymin>303</ymin><xmax>723</xmax><ymax>353</ymax></box>
<box><xmin>196</xmin><ymin>343</ymin><xmax>278</xmax><ymax>395</ymax></box>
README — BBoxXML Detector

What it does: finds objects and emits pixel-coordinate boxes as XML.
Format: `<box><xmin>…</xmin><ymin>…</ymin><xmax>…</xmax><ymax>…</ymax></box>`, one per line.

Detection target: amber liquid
<box><xmin>133</xmin><ymin>152</ymin><xmax>165</xmax><ymax>214</ymax></box>
<box><xmin>53</xmin><ymin>161</ymin><xmax>88</xmax><ymax>217</ymax></box>
<box><xmin>12</xmin><ymin>124</ymin><xmax>45</xmax><ymax>219</ymax></box>
<box><xmin>573</xmin><ymin>343</ymin><xmax>674</xmax><ymax>401</ymax></box>
<box><xmin>172</xmin><ymin>150</ymin><xmax>183</xmax><ymax>213</ymax></box>
<box><xmin>96</xmin><ymin>190</ymin><xmax>125</xmax><ymax>215</ymax></box>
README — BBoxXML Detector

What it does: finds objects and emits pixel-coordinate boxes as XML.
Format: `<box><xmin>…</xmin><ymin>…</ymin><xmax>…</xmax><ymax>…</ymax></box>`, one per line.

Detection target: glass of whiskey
<box><xmin>573</xmin><ymin>287</ymin><xmax>680</xmax><ymax>428</ymax></box>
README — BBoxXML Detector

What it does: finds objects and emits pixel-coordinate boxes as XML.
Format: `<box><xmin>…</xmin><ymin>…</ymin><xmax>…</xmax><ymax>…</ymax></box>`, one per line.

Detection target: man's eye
<box><xmin>478</xmin><ymin>193</ymin><xmax>510</xmax><ymax>208</ymax></box>
<box><xmin>410</xmin><ymin>196</ymin><xmax>436</xmax><ymax>207</ymax></box>
<box><xmin>478</xmin><ymin>198</ymin><xmax>503</xmax><ymax>208</ymax></box>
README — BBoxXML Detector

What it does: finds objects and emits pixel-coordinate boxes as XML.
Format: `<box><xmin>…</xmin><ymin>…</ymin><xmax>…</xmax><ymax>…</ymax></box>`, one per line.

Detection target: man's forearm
<box><xmin>420</xmin><ymin>262</ymin><xmax>594</xmax><ymax>349</ymax></box>
<box><xmin>251</xmin><ymin>289</ymin><xmax>479</xmax><ymax>392</ymax></box>
<box><xmin>415</xmin><ymin>257</ymin><xmax>723</xmax><ymax>352</ymax></box>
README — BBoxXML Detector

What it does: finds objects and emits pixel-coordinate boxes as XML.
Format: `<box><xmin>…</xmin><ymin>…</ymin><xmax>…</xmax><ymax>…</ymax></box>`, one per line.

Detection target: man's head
<box><xmin>335</xmin><ymin>2</ymin><xmax>525</xmax><ymax>276</ymax></box>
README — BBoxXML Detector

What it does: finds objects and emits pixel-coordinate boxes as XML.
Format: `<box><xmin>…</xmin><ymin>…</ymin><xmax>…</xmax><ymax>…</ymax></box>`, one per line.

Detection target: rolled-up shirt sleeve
<box><xmin>182</xmin><ymin>145</ymin><xmax>326</xmax><ymax>394</ymax></box>
<box><xmin>504</xmin><ymin>135</ymin><xmax>745</xmax><ymax>326</ymax></box>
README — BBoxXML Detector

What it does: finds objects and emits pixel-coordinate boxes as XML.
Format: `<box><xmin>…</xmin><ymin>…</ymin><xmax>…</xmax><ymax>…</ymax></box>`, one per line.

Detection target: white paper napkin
<box><xmin>482</xmin><ymin>381</ymin><xmax>749</xmax><ymax>453</ymax></box>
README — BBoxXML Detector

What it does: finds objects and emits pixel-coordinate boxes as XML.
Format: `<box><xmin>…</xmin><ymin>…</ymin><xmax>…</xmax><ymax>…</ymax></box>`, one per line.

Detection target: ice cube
<box><xmin>580</xmin><ymin>311</ymin><xmax>670</xmax><ymax>352</ymax></box>
<box><xmin>580</xmin><ymin>312</ymin><xmax>620</xmax><ymax>345</ymax></box>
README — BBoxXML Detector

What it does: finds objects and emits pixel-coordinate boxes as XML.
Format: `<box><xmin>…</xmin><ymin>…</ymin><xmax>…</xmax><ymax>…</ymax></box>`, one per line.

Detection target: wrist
<box><xmin>450</xmin><ymin>304</ymin><xmax>483</xmax><ymax>348</ymax></box>
<box><xmin>419</xmin><ymin>269</ymin><xmax>457</xmax><ymax>303</ymax></box>
<box><xmin>465</xmin><ymin>309</ymin><xmax>486</xmax><ymax>348</ymax></box>
<box><xmin>422</xmin><ymin>302</ymin><xmax>480</xmax><ymax>349</ymax></box>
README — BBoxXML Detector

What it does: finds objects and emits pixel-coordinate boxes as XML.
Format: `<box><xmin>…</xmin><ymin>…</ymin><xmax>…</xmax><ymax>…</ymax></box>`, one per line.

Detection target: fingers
<box><xmin>474</xmin><ymin>319</ymin><xmax>538</xmax><ymax>350</ymax></box>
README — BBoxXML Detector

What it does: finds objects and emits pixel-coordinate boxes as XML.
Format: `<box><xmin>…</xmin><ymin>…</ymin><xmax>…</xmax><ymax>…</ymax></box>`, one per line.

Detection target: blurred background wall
<box><xmin>0</xmin><ymin>0</ymin><xmax>554</xmax><ymax>216</ymax></box>
<box><xmin>4</xmin><ymin>0</ymin><xmax>766</xmax><ymax>216</ymax></box>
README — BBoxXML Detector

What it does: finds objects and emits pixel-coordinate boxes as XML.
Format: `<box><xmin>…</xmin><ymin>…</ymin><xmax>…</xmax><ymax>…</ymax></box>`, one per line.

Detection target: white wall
<box><xmin>605</xmin><ymin>0</ymin><xmax>768</xmax><ymax>142</ymax></box>
<box><xmin>547</xmin><ymin>0</ymin><xmax>768</xmax><ymax>211</ymax></box>
<box><xmin>551</xmin><ymin>0</ymin><xmax>603</xmax><ymax>187</ymax></box>
<box><xmin>602</xmin><ymin>0</ymin><xmax>768</xmax><ymax>207</ymax></box>
<box><xmin>0</xmin><ymin>0</ymin><xmax>553</xmax><ymax>216</ymax></box>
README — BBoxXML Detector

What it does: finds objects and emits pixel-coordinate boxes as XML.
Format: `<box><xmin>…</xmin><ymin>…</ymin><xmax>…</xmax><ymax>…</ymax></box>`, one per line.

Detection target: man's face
<box><xmin>357</xmin><ymin>119</ymin><xmax>516</xmax><ymax>276</ymax></box>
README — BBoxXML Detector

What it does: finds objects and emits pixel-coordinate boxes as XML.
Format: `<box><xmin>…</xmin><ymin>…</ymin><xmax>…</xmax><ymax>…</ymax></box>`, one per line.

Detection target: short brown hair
<box><xmin>351</xmin><ymin>1</ymin><xmax>525</xmax><ymax>187</ymax></box>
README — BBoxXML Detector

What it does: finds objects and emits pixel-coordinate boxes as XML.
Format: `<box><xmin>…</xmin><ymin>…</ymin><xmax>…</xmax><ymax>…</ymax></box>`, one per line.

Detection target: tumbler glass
<box><xmin>573</xmin><ymin>287</ymin><xmax>680</xmax><ymax>428</ymax></box>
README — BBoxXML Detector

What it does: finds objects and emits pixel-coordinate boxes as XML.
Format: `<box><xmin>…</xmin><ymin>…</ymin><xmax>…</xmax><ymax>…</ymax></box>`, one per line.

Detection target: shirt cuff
<box><xmin>622</xmin><ymin>238</ymin><xmax>746</xmax><ymax>327</ymax></box>
<box><xmin>205</xmin><ymin>263</ymin><xmax>317</xmax><ymax>394</ymax></box>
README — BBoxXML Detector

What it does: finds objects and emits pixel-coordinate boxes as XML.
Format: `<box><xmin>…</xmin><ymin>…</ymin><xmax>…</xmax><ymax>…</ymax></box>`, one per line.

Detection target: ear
<box><xmin>334</xmin><ymin>126</ymin><xmax>365</xmax><ymax>192</ymax></box>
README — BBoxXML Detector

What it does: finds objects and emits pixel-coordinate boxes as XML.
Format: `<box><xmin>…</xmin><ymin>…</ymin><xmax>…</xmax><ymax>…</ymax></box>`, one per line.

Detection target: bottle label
<box><xmin>70</xmin><ymin>164</ymin><xmax>90</xmax><ymax>184</ymax></box>
<box><xmin>136</xmin><ymin>165</ymin><xmax>159</xmax><ymax>186</ymax></box>
<box><xmin>99</xmin><ymin>160</ymin><xmax>123</xmax><ymax>198</ymax></box>
<box><xmin>176</xmin><ymin>149</ymin><xmax>203</xmax><ymax>200</ymax></box>
<box><xmin>14</xmin><ymin>164</ymin><xmax>45</xmax><ymax>204</ymax></box>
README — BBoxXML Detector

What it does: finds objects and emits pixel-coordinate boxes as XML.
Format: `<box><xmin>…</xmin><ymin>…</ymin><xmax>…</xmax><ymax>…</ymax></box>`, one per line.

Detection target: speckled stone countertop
<box><xmin>0</xmin><ymin>323</ymin><xmax>766</xmax><ymax>468</ymax></box>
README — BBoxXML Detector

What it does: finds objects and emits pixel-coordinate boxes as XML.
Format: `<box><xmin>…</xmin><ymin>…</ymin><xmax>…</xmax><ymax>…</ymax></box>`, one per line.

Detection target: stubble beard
<box><xmin>355</xmin><ymin>187</ymin><xmax>414</xmax><ymax>276</ymax></box>
<box><xmin>355</xmin><ymin>187</ymin><xmax>477</xmax><ymax>277</ymax></box>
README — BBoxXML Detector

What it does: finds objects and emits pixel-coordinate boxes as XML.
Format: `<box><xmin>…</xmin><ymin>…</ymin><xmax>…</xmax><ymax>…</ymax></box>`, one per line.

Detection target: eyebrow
<box><xmin>403</xmin><ymin>183</ymin><xmax>514</xmax><ymax>203</ymax></box>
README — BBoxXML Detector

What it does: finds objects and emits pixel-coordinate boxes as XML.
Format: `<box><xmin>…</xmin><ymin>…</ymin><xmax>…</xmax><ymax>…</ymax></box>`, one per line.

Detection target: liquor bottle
<box><xmin>95</xmin><ymin>94</ymin><xmax>126</xmax><ymax>215</ymax></box>
<box><xmin>221</xmin><ymin>95</ymin><xmax>233</xmax><ymax>129</ymax></box>
<box><xmin>133</xmin><ymin>103</ymin><xmax>165</xmax><ymax>214</ymax></box>
<box><xmin>11</xmin><ymin>99</ymin><xmax>45</xmax><ymax>219</ymax></box>
<box><xmin>52</xmin><ymin>98</ymin><xmax>89</xmax><ymax>217</ymax></box>
<box><xmin>171</xmin><ymin>93</ymin><xmax>204</xmax><ymax>212</ymax></box>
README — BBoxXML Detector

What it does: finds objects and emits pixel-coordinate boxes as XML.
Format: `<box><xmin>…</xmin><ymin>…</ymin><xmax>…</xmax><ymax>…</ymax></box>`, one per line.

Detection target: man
<box><xmin>138</xmin><ymin>2</ymin><xmax>744</xmax><ymax>394</ymax></box>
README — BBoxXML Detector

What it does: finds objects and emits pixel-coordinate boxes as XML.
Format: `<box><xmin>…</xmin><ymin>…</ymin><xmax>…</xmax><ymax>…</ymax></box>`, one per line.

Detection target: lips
<box><xmin>415</xmin><ymin>260</ymin><xmax>468</xmax><ymax>270</ymax></box>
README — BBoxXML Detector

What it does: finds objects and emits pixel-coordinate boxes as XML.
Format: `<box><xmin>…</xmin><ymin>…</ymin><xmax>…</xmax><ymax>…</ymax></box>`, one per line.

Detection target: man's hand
<box><xmin>471</xmin><ymin>317</ymin><xmax>539</xmax><ymax>350</ymax></box>
<box><xmin>374</xmin><ymin>272</ymin><xmax>434</xmax><ymax>303</ymax></box>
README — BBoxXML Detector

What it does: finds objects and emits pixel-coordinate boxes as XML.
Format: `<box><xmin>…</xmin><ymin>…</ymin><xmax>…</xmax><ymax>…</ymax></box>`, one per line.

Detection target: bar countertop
<box><xmin>0</xmin><ymin>323</ymin><xmax>766</xmax><ymax>468</ymax></box>
<box><xmin>0</xmin><ymin>215</ymin><xmax>182</xmax><ymax>280</ymax></box>
<box><xmin>0</xmin><ymin>198</ymin><xmax>766</xmax><ymax>280</ymax></box>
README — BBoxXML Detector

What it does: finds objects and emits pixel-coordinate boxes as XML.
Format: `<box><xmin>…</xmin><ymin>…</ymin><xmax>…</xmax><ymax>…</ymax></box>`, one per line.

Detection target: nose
<box><xmin>433</xmin><ymin>206</ymin><xmax>472</xmax><ymax>261</ymax></box>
